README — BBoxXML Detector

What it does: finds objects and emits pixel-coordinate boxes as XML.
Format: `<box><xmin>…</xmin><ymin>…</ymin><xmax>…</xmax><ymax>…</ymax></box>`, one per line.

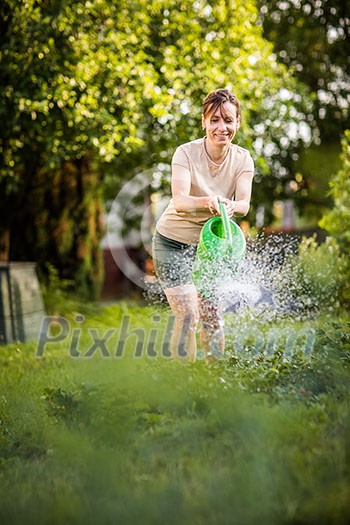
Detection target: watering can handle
<box><xmin>219</xmin><ymin>202</ymin><xmax>233</xmax><ymax>252</ymax></box>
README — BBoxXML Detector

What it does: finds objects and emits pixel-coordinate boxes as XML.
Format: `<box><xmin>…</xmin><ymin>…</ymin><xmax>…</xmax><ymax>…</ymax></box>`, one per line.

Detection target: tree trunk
<box><xmin>0</xmin><ymin>228</ymin><xmax>10</xmax><ymax>262</ymax></box>
<box><xmin>8</xmin><ymin>158</ymin><xmax>104</xmax><ymax>301</ymax></box>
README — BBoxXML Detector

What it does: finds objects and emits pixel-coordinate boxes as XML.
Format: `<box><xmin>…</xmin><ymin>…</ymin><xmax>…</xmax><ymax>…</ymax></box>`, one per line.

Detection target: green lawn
<box><xmin>0</xmin><ymin>302</ymin><xmax>349</xmax><ymax>525</ymax></box>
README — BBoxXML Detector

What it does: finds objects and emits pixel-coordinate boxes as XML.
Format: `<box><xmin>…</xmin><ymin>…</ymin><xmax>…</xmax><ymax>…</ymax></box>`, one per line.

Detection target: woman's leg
<box><xmin>163</xmin><ymin>284</ymin><xmax>199</xmax><ymax>362</ymax></box>
<box><xmin>198</xmin><ymin>295</ymin><xmax>225</xmax><ymax>361</ymax></box>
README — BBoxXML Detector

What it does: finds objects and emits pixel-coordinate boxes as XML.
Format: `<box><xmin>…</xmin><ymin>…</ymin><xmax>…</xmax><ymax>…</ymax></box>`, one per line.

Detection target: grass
<box><xmin>0</xmin><ymin>300</ymin><xmax>349</xmax><ymax>525</ymax></box>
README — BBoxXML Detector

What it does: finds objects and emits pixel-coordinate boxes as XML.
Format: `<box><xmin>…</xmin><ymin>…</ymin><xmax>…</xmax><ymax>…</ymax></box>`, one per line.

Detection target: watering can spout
<box><xmin>192</xmin><ymin>201</ymin><xmax>246</xmax><ymax>293</ymax></box>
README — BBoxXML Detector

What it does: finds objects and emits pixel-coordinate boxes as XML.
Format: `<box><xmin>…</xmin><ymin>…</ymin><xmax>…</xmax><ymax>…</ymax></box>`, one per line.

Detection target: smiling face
<box><xmin>202</xmin><ymin>101</ymin><xmax>240</xmax><ymax>147</ymax></box>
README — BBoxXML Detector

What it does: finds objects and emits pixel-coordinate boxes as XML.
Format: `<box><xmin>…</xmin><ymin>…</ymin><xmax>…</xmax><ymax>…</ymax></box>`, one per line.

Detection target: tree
<box><xmin>108</xmin><ymin>0</ymin><xmax>317</xmax><ymax>221</ymax></box>
<box><xmin>0</xmin><ymin>0</ymin><xmax>163</xmax><ymax>297</ymax></box>
<box><xmin>0</xmin><ymin>0</ymin><xmax>315</xmax><ymax>297</ymax></box>
<box><xmin>257</xmin><ymin>0</ymin><xmax>349</xmax><ymax>141</ymax></box>
<box><xmin>257</xmin><ymin>0</ymin><xmax>350</xmax><ymax>222</ymax></box>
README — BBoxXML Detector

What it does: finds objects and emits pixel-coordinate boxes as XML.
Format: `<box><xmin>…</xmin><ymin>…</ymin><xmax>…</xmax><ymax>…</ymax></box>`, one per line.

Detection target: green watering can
<box><xmin>193</xmin><ymin>202</ymin><xmax>246</xmax><ymax>295</ymax></box>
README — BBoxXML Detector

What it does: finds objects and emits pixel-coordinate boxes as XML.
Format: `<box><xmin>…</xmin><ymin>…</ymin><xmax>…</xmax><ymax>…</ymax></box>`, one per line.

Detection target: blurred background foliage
<box><xmin>257</xmin><ymin>0</ymin><xmax>349</xmax><ymax>220</ymax></box>
<box><xmin>0</xmin><ymin>0</ymin><xmax>349</xmax><ymax>298</ymax></box>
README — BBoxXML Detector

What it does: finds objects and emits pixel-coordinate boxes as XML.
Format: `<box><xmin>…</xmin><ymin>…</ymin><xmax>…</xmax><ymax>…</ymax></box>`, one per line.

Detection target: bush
<box><xmin>319</xmin><ymin>130</ymin><xmax>350</xmax><ymax>246</ymax></box>
<box><xmin>319</xmin><ymin>130</ymin><xmax>350</xmax><ymax>305</ymax></box>
<box><xmin>40</xmin><ymin>263</ymin><xmax>101</xmax><ymax>316</ymax></box>
<box><xmin>275</xmin><ymin>235</ymin><xmax>346</xmax><ymax>315</ymax></box>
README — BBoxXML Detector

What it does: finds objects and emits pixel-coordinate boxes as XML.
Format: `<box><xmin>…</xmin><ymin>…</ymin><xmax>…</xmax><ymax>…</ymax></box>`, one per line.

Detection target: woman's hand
<box><xmin>218</xmin><ymin>196</ymin><xmax>236</xmax><ymax>218</ymax></box>
<box><xmin>207</xmin><ymin>196</ymin><xmax>236</xmax><ymax>217</ymax></box>
<box><xmin>207</xmin><ymin>195</ymin><xmax>221</xmax><ymax>215</ymax></box>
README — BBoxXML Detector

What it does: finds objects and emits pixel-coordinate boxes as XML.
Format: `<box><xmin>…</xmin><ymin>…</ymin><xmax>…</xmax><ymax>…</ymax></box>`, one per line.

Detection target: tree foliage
<box><xmin>257</xmin><ymin>0</ymin><xmax>350</xmax><ymax>141</ymax></box>
<box><xmin>255</xmin><ymin>0</ymin><xmax>350</xmax><ymax>222</ymax></box>
<box><xmin>0</xmin><ymin>0</ymin><xmax>160</xmax><ymax>189</ymax></box>
<box><xmin>0</xmin><ymin>0</ymin><xmax>317</xmax><ymax>296</ymax></box>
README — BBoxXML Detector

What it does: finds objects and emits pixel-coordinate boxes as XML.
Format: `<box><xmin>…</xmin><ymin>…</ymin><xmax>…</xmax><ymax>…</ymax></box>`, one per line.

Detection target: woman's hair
<box><xmin>202</xmin><ymin>89</ymin><xmax>241</xmax><ymax>120</ymax></box>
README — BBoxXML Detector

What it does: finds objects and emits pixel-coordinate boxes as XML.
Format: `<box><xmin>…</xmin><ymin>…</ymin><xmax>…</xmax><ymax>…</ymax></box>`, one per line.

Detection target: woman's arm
<box><xmin>172</xmin><ymin>164</ymin><xmax>220</xmax><ymax>214</ymax></box>
<box><xmin>172</xmin><ymin>164</ymin><xmax>254</xmax><ymax>217</ymax></box>
<box><xmin>231</xmin><ymin>171</ymin><xmax>254</xmax><ymax>216</ymax></box>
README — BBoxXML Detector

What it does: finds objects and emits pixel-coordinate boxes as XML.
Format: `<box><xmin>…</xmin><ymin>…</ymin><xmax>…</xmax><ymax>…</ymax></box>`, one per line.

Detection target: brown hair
<box><xmin>202</xmin><ymin>88</ymin><xmax>241</xmax><ymax>120</ymax></box>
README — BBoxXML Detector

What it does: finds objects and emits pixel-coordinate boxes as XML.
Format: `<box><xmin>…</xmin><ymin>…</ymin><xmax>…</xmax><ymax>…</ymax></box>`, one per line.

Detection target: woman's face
<box><xmin>202</xmin><ymin>101</ymin><xmax>240</xmax><ymax>146</ymax></box>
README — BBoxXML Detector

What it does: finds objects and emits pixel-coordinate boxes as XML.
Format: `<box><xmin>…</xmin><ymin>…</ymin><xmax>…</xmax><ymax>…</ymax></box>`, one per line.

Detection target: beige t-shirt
<box><xmin>156</xmin><ymin>137</ymin><xmax>254</xmax><ymax>245</ymax></box>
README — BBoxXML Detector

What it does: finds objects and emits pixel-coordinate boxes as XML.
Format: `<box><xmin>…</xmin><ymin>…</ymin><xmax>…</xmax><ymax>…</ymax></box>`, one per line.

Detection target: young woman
<box><xmin>152</xmin><ymin>88</ymin><xmax>254</xmax><ymax>362</ymax></box>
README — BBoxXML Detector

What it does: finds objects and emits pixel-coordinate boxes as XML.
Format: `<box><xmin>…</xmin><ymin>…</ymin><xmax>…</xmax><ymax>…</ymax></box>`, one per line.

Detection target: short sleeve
<box><xmin>242</xmin><ymin>152</ymin><xmax>254</xmax><ymax>174</ymax></box>
<box><xmin>172</xmin><ymin>146</ymin><xmax>190</xmax><ymax>170</ymax></box>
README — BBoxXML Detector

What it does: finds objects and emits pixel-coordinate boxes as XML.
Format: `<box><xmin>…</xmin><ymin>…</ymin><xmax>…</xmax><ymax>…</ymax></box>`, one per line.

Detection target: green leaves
<box><xmin>0</xmin><ymin>0</ymin><xmax>314</xmax><ymax>192</ymax></box>
<box><xmin>257</xmin><ymin>0</ymin><xmax>349</xmax><ymax>141</ymax></box>
<box><xmin>1</xmin><ymin>0</ymin><xmax>153</xmax><ymax>183</ymax></box>
<box><xmin>319</xmin><ymin>130</ymin><xmax>350</xmax><ymax>244</ymax></box>
<box><xmin>0</xmin><ymin>0</ymin><xmax>322</xmax><ymax>293</ymax></box>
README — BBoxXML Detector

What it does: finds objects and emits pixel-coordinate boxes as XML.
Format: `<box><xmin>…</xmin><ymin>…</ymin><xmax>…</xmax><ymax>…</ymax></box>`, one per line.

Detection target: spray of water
<box><xmin>145</xmin><ymin>231</ymin><xmax>336</xmax><ymax>358</ymax></box>
<box><xmin>221</xmin><ymin>233</ymin><xmax>300</xmax><ymax>318</ymax></box>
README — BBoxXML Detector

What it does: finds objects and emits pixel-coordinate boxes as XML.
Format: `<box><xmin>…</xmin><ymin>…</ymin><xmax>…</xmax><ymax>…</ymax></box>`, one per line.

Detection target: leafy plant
<box><xmin>290</xmin><ymin>235</ymin><xmax>346</xmax><ymax>312</ymax></box>
<box><xmin>0</xmin><ymin>302</ymin><xmax>349</xmax><ymax>524</ymax></box>
<box><xmin>319</xmin><ymin>130</ymin><xmax>350</xmax><ymax>245</ymax></box>
<box><xmin>319</xmin><ymin>130</ymin><xmax>350</xmax><ymax>305</ymax></box>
